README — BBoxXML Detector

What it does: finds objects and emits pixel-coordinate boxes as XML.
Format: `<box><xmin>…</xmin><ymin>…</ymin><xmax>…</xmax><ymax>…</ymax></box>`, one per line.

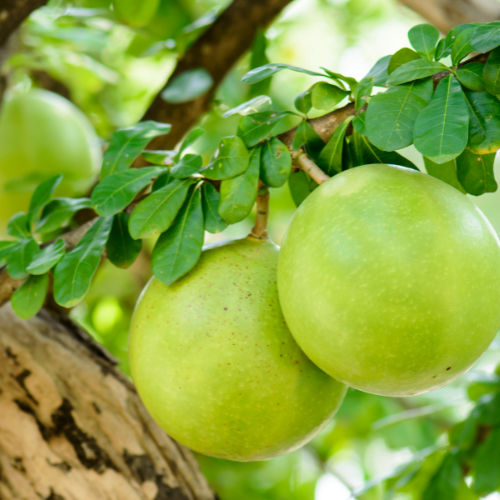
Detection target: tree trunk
<box><xmin>0</xmin><ymin>304</ymin><xmax>215</xmax><ymax>500</ymax></box>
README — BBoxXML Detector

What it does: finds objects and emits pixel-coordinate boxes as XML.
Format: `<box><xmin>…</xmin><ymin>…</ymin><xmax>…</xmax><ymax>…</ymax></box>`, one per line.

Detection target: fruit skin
<box><xmin>0</xmin><ymin>89</ymin><xmax>101</xmax><ymax>235</ymax></box>
<box><xmin>129</xmin><ymin>238</ymin><xmax>346</xmax><ymax>461</ymax></box>
<box><xmin>278</xmin><ymin>164</ymin><xmax>500</xmax><ymax>397</ymax></box>
<box><xmin>113</xmin><ymin>0</ymin><xmax>160</xmax><ymax>27</ymax></box>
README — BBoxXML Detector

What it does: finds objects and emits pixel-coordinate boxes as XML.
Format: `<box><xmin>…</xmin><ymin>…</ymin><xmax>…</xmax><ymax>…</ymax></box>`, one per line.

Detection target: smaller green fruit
<box><xmin>113</xmin><ymin>0</ymin><xmax>160</xmax><ymax>27</ymax></box>
<box><xmin>129</xmin><ymin>238</ymin><xmax>346</xmax><ymax>461</ymax></box>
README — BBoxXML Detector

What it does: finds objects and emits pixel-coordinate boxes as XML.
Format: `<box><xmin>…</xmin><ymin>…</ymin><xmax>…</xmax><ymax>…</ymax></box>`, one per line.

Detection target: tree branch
<box><xmin>397</xmin><ymin>0</ymin><xmax>500</xmax><ymax>34</ymax></box>
<box><xmin>139</xmin><ymin>0</ymin><xmax>294</xmax><ymax>155</ymax></box>
<box><xmin>0</xmin><ymin>0</ymin><xmax>47</xmax><ymax>48</ymax></box>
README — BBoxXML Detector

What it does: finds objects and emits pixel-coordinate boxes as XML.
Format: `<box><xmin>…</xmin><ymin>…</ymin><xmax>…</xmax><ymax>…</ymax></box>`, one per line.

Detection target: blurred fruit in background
<box><xmin>0</xmin><ymin>88</ymin><xmax>101</xmax><ymax>235</ymax></box>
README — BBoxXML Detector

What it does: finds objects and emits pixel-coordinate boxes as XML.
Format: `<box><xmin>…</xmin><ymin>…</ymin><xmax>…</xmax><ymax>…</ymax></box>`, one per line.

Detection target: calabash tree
<box><xmin>3</xmin><ymin>0</ymin><xmax>500</xmax><ymax>499</ymax></box>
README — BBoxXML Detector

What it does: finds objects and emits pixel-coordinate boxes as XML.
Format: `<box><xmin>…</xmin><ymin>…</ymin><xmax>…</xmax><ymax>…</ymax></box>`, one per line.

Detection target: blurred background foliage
<box><xmin>5</xmin><ymin>0</ymin><xmax>500</xmax><ymax>498</ymax></box>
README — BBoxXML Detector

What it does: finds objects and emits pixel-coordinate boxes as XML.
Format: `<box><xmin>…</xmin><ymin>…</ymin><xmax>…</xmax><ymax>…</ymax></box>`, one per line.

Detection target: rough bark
<box><xmin>140</xmin><ymin>0</ymin><xmax>294</xmax><ymax>154</ymax></box>
<box><xmin>0</xmin><ymin>304</ymin><xmax>214</xmax><ymax>500</ymax></box>
<box><xmin>397</xmin><ymin>0</ymin><xmax>500</xmax><ymax>34</ymax></box>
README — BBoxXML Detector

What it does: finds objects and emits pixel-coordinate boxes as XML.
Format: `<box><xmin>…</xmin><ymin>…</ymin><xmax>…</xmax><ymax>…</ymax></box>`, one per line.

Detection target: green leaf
<box><xmin>451</xmin><ymin>27</ymin><xmax>477</xmax><ymax>65</ymax></box>
<box><xmin>0</xmin><ymin>241</ymin><xmax>17</xmax><ymax>267</ymax></box>
<box><xmin>409</xmin><ymin>24</ymin><xmax>440</xmax><ymax>59</ymax></box>
<box><xmin>352</xmin><ymin>113</ymin><xmax>366</xmax><ymax>135</ymax></box>
<box><xmin>101</xmin><ymin>121</ymin><xmax>172</xmax><ymax>179</ymax></box>
<box><xmin>320</xmin><ymin>68</ymin><xmax>358</xmax><ymax>89</ymax></box>
<box><xmin>27</xmin><ymin>175</ymin><xmax>63</xmax><ymax>225</ymax></box>
<box><xmin>219</xmin><ymin>146</ymin><xmax>260</xmax><ymax>224</ymax></box>
<box><xmin>422</xmin><ymin>453</ymin><xmax>461</xmax><ymax>500</ymax></box>
<box><xmin>350</xmin><ymin>130</ymin><xmax>418</xmax><ymax>170</ymax></box>
<box><xmin>92</xmin><ymin>167</ymin><xmax>163</xmax><ymax>216</ymax></box>
<box><xmin>11</xmin><ymin>273</ymin><xmax>49</xmax><ymax>320</ymax></box>
<box><xmin>446</xmin><ymin>24</ymin><xmax>476</xmax><ymax>55</ymax></box>
<box><xmin>365</xmin><ymin>54</ymin><xmax>392</xmax><ymax>87</ymax></box>
<box><xmin>7</xmin><ymin>212</ymin><xmax>30</xmax><ymax>239</ymax></box>
<box><xmin>202</xmin><ymin>136</ymin><xmax>250</xmax><ymax>180</ymax></box>
<box><xmin>171</xmin><ymin>154</ymin><xmax>203</xmax><ymax>178</ymax></box>
<box><xmin>152</xmin><ymin>171</ymin><xmax>172</xmax><ymax>192</ymax></box>
<box><xmin>456</xmin><ymin>149</ymin><xmax>497</xmax><ymax>195</ymax></box>
<box><xmin>248</xmin><ymin>30</ymin><xmax>272</xmax><ymax>98</ymax></box>
<box><xmin>53</xmin><ymin>217</ymin><xmax>112</xmax><ymax>308</ymax></box>
<box><xmin>473</xmin><ymin>428</ymin><xmax>500</xmax><ymax>495</ymax></box>
<box><xmin>222</xmin><ymin>96</ymin><xmax>272</xmax><ymax>118</ymax></box>
<box><xmin>414</xmin><ymin>75</ymin><xmax>469</xmax><ymax>163</ymax></box>
<box><xmin>288</xmin><ymin>170</ymin><xmax>318</xmax><ymax>207</ymax></box>
<box><xmin>141</xmin><ymin>150</ymin><xmax>177</xmax><ymax>165</ymax></box>
<box><xmin>26</xmin><ymin>239</ymin><xmax>66</xmax><ymax>275</ymax></box>
<box><xmin>260</xmin><ymin>138</ymin><xmax>292</xmax><ymax>187</ymax></box>
<box><xmin>475</xmin><ymin>393</ymin><xmax>500</xmax><ymax>425</ymax></box>
<box><xmin>152</xmin><ymin>186</ymin><xmax>204</xmax><ymax>286</ymax></box>
<box><xmin>201</xmin><ymin>182</ymin><xmax>227</xmax><ymax>233</ymax></box>
<box><xmin>106</xmin><ymin>213</ymin><xmax>142</xmax><ymax>269</ymax></box>
<box><xmin>295</xmin><ymin>90</ymin><xmax>312</xmax><ymax>114</ymax></box>
<box><xmin>6</xmin><ymin>238</ymin><xmax>40</xmax><ymax>280</ymax></box>
<box><xmin>456</xmin><ymin>63</ymin><xmax>486</xmax><ymax>92</ymax></box>
<box><xmin>471</xmin><ymin>22</ymin><xmax>500</xmax><ymax>53</ymax></box>
<box><xmin>242</xmin><ymin>63</ymin><xmax>325</xmax><ymax>84</ymax></box>
<box><xmin>366</xmin><ymin>78</ymin><xmax>433</xmax><ymax>151</ymax></box>
<box><xmin>292</xmin><ymin>120</ymin><xmax>325</xmax><ymax>160</ymax></box>
<box><xmin>179</xmin><ymin>128</ymin><xmax>205</xmax><ymax>156</ymax></box>
<box><xmin>424</xmin><ymin>156</ymin><xmax>466</xmax><ymax>193</ymax></box>
<box><xmin>310</xmin><ymin>82</ymin><xmax>350</xmax><ymax>110</ymax></box>
<box><xmin>464</xmin><ymin>89</ymin><xmax>500</xmax><ymax>154</ymax></box>
<box><xmin>36</xmin><ymin>198</ymin><xmax>93</xmax><ymax>234</ymax></box>
<box><xmin>387</xmin><ymin>59</ymin><xmax>449</xmax><ymax>86</ymax></box>
<box><xmin>483</xmin><ymin>46</ymin><xmax>500</xmax><ymax>95</ymax></box>
<box><xmin>129</xmin><ymin>178</ymin><xmax>192</xmax><ymax>239</ymax></box>
<box><xmin>388</xmin><ymin>48</ymin><xmax>422</xmax><ymax>75</ymax></box>
<box><xmin>435</xmin><ymin>39</ymin><xmax>449</xmax><ymax>61</ymax></box>
<box><xmin>354</xmin><ymin>76</ymin><xmax>374</xmax><ymax>112</ymax></box>
<box><xmin>237</xmin><ymin>111</ymin><xmax>291</xmax><ymax>147</ymax></box>
<box><xmin>317</xmin><ymin>116</ymin><xmax>354</xmax><ymax>175</ymax></box>
<box><xmin>162</xmin><ymin>68</ymin><xmax>213</xmax><ymax>104</ymax></box>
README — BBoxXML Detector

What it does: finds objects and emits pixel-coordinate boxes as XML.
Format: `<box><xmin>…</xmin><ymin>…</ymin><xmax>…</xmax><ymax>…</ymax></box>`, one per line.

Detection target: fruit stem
<box><xmin>293</xmin><ymin>151</ymin><xmax>330</xmax><ymax>185</ymax></box>
<box><xmin>250</xmin><ymin>180</ymin><xmax>270</xmax><ymax>240</ymax></box>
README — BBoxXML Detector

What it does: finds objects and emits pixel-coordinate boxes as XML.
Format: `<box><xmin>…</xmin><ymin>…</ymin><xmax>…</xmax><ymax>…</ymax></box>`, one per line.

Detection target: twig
<box><xmin>250</xmin><ymin>180</ymin><xmax>269</xmax><ymax>240</ymax></box>
<box><xmin>293</xmin><ymin>152</ymin><xmax>330</xmax><ymax>185</ymax></box>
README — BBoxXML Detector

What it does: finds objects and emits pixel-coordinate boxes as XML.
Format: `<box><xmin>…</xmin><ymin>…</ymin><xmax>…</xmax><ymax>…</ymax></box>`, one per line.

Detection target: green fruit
<box><xmin>129</xmin><ymin>238</ymin><xmax>346</xmax><ymax>461</ymax></box>
<box><xmin>278</xmin><ymin>164</ymin><xmax>500</xmax><ymax>397</ymax></box>
<box><xmin>113</xmin><ymin>0</ymin><xmax>160</xmax><ymax>27</ymax></box>
<box><xmin>0</xmin><ymin>89</ymin><xmax>101</xmax><ymax>235</ymax></box>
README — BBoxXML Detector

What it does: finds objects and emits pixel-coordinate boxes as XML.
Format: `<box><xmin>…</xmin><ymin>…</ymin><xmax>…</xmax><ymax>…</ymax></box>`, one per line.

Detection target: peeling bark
<box><xmin>0</xmin><ymin>304</ymin><xmax>214</xmax><ymax>500</ymax></box>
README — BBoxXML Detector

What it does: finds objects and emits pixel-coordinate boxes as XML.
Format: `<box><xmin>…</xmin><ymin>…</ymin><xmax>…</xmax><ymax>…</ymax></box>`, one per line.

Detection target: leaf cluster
<box><xmin>5</xmin><ymin>21</ymin><xmax>500</xmax><ymax>319</ymax></box>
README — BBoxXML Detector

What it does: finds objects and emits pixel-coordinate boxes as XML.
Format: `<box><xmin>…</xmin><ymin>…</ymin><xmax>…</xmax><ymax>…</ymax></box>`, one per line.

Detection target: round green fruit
<box><xmin>129</xmin><ymin>238</ymin><xmax>346</xmax><ymax>461</ymax></box>
<box><xmin>113</xmin><ymin>0</ymin><xmax>160</xmax><ymax>27</ymax></box>
<box><xmin>0</xmin><ymin>89</ymin><xmax>101</xmax><ymax>235</ymax></box>
<box><xmin>278</xmin><ymin>164</ymin><xmax>500</xmax><ymax>397</ymax></box>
